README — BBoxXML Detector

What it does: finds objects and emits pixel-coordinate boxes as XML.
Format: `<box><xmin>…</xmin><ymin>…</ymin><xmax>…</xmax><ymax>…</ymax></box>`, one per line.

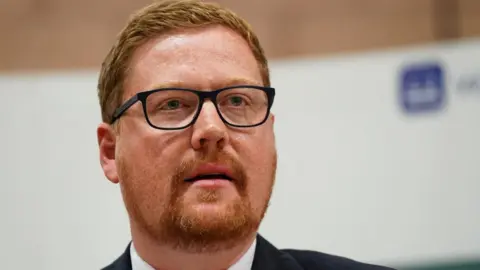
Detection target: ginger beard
<box><xmin>118</xmin><ymin>150</ymin><xmax>277</xmax><ymax>253</ymax></box>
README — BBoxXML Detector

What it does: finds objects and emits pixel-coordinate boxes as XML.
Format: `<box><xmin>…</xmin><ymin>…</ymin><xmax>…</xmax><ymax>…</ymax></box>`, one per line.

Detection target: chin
<box><xmin>181</xmin><ymin>194</ymin><xmax>245</xmax><ymax>218</ymax></box>
<box><xmin>187</xmin><ymin>197</ymin><xmax>238</xmax><ymax>214</ymax></box>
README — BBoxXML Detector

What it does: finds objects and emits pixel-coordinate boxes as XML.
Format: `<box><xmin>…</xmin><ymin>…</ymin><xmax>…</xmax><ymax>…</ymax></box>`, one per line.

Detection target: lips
<box><xmin>184</xmin><ymin>173</ymin><xmax>233</xmax><ymax>182</ymax></box>
<box><xmin>184</xmin><ymin>164</ymin><xmax>234</xmax><ymax>183</ymax></box>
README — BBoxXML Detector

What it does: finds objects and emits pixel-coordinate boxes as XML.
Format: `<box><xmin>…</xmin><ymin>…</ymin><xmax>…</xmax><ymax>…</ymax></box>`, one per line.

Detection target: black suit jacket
<box><xmin>102</xmin><ymin>235</ymin><xmax>396</xmax><ymax>270</ymax></box>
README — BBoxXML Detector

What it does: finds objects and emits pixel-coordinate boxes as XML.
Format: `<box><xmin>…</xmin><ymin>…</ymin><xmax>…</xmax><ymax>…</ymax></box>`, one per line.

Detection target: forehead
<box><xmin>124</xmin><ymin>25</ymin><xmax>263</xmax><ymax>97</ymax></box>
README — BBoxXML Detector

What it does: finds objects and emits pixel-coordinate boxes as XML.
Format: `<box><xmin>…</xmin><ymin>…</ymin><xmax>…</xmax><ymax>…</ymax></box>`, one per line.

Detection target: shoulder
<box><xmin>281</xmin><ymin>248</ymin><xmax>397</xmax><ymax>270</ymax></box>
<box><xmin>254</xmin><ymin>235</ymin><xmax>396</xmax><ymax>270</ymax></box>
<box><xmin>100</xmin><ymin>244</ymin><xmax>132</xmax><ymax>270</ymax></box>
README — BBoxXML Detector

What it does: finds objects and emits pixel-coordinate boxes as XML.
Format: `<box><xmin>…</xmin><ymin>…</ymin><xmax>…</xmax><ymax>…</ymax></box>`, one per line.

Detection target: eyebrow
<box><xmin>148</xmin><ymin>78</ymin><xmax>262</xmax><ymax>91</ymax></box>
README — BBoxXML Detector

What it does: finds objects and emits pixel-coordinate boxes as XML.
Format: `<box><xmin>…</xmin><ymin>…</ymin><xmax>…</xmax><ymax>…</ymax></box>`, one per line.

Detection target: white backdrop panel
<box><xmin>1</xmin><ymin>39</ymin><xmax>479</xmax><ymax>269</ymax></box>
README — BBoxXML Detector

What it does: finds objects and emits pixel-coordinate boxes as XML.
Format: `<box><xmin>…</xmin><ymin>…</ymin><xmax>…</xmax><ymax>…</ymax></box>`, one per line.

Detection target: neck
<box><xmin>131</xmin><ymin>225</ymin><xmax>257</xmax><ymax>270</ymax></box>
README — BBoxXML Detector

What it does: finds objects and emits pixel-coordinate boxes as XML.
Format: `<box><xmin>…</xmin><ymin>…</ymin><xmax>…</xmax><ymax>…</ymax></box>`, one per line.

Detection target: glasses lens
<box><xmin>145</xmin><ymin>90</ymin><xmax>199</xmax><ymax>128</ymax></box>
<box><xmin>217</xmin><ymin>87</ymin><xmax>269</xmax><ymax>126</ymax></box>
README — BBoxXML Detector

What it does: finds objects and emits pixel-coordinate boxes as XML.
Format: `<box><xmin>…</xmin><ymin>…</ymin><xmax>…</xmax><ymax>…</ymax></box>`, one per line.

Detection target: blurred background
<box><xmin>1</xmin><ymin>0</ymin><xmax>479</xmax><ymax>269</ymax></box>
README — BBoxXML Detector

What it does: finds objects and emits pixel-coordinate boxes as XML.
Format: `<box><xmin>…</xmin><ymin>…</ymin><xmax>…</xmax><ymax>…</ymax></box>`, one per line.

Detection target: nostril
<box><xmin>217</xmin><ymin>138</ymin><xmax>226</xmax><ymax>148</ymax></box>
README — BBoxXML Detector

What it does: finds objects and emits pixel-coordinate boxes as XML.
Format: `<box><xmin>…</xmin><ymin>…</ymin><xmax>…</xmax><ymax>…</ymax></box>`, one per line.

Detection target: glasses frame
<box><xmin>111</xmin><ymin>85</ymin><xmax>276</xmax><ymax>130</ymax></box>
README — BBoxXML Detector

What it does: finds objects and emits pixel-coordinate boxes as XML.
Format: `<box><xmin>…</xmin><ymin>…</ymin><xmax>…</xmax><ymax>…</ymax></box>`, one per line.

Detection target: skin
<box><xmin>97</xmin><ymin>25</ymin><xmax>277</xmax><ymax>270</ymax></box>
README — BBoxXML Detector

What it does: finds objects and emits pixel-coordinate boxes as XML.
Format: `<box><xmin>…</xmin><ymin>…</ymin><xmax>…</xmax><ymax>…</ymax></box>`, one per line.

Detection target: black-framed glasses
<box><xmin>111</xmin><ymin>85</ymin><xmax>275</xmax><ymax>130</ymax></box>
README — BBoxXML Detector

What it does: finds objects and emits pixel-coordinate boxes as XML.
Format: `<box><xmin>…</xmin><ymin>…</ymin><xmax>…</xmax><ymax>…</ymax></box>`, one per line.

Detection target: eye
<box><xmin>161</xmin><ymin>99</ymin><xmax>181</xmax><ymax>110</ymax></box>
<box><xmin>228</xmin><ymin>96</ymin><xmax>245</xmax><ymax>106</ymax></box>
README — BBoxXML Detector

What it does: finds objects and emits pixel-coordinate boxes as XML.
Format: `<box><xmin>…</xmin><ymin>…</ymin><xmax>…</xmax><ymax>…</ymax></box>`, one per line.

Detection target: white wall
<box><xmin>1</xmin><ymin>39</ymin><xmax>479</xmax><ymax>269</ymax></box>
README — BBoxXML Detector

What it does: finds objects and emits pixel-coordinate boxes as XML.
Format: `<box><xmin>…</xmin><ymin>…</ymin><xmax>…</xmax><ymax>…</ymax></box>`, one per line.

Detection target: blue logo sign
<box><xmin>399</xmin><ymin>62</ymin><xmax>446</xmax><ymax>114</ymax></box>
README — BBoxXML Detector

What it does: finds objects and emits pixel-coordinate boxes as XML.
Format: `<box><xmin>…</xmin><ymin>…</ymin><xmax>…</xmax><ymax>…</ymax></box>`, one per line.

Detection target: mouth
<box><xmin>184</xmin><ymin>164</ymin><xmax>235</xmax><ymax>183</ymax></box>
<box><xmin>184</xmin><ymin>173</ymin><xmax>233</xmax><ymax>182</ymax></box>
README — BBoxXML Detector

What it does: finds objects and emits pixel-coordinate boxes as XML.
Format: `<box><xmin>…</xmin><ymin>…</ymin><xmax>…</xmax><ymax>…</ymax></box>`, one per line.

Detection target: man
<box><xmin>96</xmin><ymin>0</ymin><xmax>395</xmax><ymax>269</ymax></box>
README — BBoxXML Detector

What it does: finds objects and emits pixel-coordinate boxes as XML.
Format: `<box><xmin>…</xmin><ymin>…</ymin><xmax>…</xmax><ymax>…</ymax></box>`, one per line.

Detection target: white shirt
<box><xmin>130</xmin><ymin>239</ymin><xmax>257</xmax><ymax>270</ymax></box>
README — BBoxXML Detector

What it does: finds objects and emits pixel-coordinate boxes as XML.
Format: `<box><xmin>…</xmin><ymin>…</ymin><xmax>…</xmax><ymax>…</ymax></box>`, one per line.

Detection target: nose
<box><xmin>191</xmin><ymin>100</ymin><xmax>229</xmax><ymax>151</ymax></box>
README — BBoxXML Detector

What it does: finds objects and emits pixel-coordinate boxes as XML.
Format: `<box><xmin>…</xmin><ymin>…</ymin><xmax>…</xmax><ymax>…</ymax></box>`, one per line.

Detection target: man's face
<box><xmin>98</xmin><ymin>25</ymin><xmax>277</xmax><ymax>251</ymax></box>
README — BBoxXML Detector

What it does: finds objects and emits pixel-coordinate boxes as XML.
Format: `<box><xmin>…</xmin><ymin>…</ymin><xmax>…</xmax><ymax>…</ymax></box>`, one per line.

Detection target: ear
<box><xmin>97</xmin><ymin>123</ymin><xmax>119</xmax><ymax>184</ymax></box>
<box><xmin>271</xmin><ymin>113</ymin><xmax>275</xmax><ymax>124</ymax></box>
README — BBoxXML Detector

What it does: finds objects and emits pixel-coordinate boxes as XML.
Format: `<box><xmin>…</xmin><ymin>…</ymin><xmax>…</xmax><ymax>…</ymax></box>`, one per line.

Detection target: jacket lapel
<box><xmin>101</xmin><ymin>244</ymin><xmax>132</xmax><ymax>270</ymax></box>
<box><xmin>252</xmin><ymin>234</ymin><xmax>304</xmax><ymax>270</ymax></box>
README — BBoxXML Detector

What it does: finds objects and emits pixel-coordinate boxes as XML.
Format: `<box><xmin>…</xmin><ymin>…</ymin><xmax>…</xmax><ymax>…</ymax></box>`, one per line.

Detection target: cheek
<box><xmin>233</xmin><ymin>129</ymin><xmax>276</xmax><ymax>200</ymax></box>
<box><xmin>118</xmin><ymin>131</ymin><xmax>186</xmax><ymax>201</ymax></box>
<box><xmin>127</xmin><ymin>127</ymin><xmax>188</xmax><ymax>167</ymax></box>
<box><xmin>119</xmin><ymin>145</ymin><xmax>165</xmax><ymax>200</ymax></box>
<box><xmin>242</xmin><ymin>127</ymin><xmax>275</xmax><ymax>165</ymax></box>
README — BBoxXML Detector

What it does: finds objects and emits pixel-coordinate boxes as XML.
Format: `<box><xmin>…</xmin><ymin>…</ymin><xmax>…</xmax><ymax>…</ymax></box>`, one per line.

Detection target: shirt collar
<box><xmin>131</xmin><ymin>239</ymin><xmax>257</xmax><ymax>270</ymax></box>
